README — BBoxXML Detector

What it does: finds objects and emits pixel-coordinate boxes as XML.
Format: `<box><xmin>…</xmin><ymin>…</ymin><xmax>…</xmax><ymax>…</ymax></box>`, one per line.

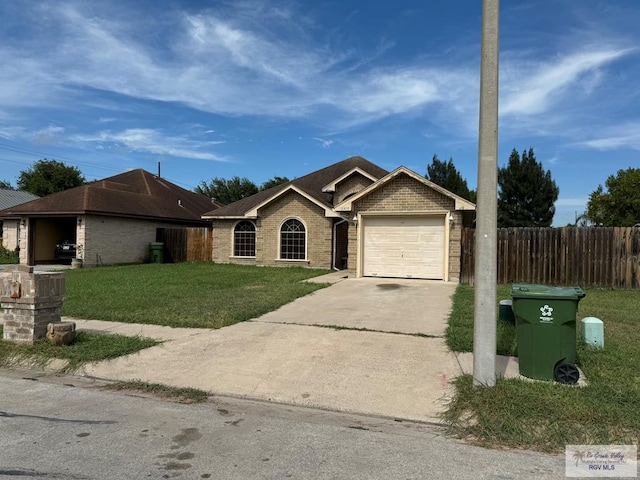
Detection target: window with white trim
<box><xmin>280</xmin><ymin>219</ymin><xmax>306</xmax><ymax>260</ymax></box>
<box><xmin>234</xmin><ymin>221</ymin><xmax>256</xmax><ymax>257</ymax></box>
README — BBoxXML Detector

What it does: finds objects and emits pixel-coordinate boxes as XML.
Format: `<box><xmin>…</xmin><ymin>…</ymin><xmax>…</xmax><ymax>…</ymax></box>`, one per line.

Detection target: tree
<box><xmin>426</xmin><ymin>154</ymin><xmax>474</xmax><ymax>202</ymax></box>
<box><xmin>586</xmin><ymin>167</ymin><xmax>640</xmax><ymax>226</ymax></box>
<box><xmin>566</xmin><ymin>212</ymin><xmax>594</xmax><ymax>227</ymax></box>
<box><xmin>0</xmin><ymin>180</ymin><xmax>15</xmax><ymax>190</ymax></box>
<box><xmin>260</xmin><ymin>176</ymin><xmax>290</xmax><ymax>191</ymax></box>
<box><xmin>17</xmin><ymin>159</ymin><xmax>85</xmax><ymax>197</ymax></box>
<box><xmin>195</xmin><ymin>176</ymin><xmax>259</xmax><ymax>204</ymax></box>
<box><xmin>497</xmin><ymin>148</ymin><xmax>559</xmax><ymax>227</ymax></box>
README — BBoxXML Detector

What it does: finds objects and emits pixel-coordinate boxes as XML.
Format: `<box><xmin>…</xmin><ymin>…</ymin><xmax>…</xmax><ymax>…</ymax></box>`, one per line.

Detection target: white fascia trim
<box><xmin>202</xmin><ymin>215</ymin><xmax>257</xmax><ymax>220</ymax></box>
<box><xmin>358</xmin><ymin>210</ymin><xmax>450</xmax><ymax>217</ymax></box>
<box><xmin>245</xmin><ymin>185</ymin><xmax>342</xmax><ymax>218</ymax></box>
<box><xmin>321</xmin><ymin>168</ymin><xmax>379</xmax><ymax>193</ymax></box>
<box><xmin>334</xmin><ymin>166</ymin><xmax>476</xmax><ymax>212</ymax></box>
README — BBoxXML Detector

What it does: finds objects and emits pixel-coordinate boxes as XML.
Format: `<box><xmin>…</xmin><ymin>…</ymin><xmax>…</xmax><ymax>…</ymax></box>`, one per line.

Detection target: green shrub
<box><xmin>0</xmin><ymin>245</ymin><xmax>19</xmax><ymax>264</ymax></box>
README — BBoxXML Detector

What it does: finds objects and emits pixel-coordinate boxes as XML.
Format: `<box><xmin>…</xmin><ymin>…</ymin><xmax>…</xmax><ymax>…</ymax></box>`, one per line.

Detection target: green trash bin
<box><xmin>511</xmin><ymin>283</ymin><xmax>586</xmax><ymax>384</ymax></box>
<box><xmin>149</xmin><ymin>242</ymin><xmax>164</xmax><ymax>264</ymax></box>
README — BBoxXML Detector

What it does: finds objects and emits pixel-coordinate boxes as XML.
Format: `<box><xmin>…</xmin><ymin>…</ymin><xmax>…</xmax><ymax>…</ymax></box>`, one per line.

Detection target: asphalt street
<box><xmin>0</xmin><ymin>370</ymin><xmax>567</xmax><ymax>480</ymax></box>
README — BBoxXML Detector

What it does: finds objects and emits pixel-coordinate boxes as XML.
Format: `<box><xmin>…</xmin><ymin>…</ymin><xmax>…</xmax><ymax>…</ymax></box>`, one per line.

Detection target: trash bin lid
<box><xmin>511</xmin><ymin>283</ymin><xmax>585</xmax><ymax>300</ymax></box>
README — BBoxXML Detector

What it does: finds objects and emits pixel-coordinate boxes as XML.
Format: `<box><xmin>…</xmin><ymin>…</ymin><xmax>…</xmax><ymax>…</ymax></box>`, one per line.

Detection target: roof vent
<box><xmin>178</xmin><ymin>200</ymin><xmax>183</xmax><ymax>207</ymax></box>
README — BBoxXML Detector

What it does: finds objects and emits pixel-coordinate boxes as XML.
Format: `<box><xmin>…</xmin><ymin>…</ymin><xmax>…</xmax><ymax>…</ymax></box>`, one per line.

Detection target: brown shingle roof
<box><xmin>204</xmin><ymin>156</ymin><xmax>388</xmax><ymax>217</ymax></box>
<box><xmin>0</xmin><ymin>169</ymin><xmax>218</xmax><ymax>224</ymax></box>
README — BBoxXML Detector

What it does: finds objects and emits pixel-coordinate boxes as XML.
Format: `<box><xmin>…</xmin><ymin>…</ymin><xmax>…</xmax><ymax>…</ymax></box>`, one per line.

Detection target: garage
<box><xmin>362</xmin><ymin>215</ymin><xmax>445</xmax><ymax>280</ymax></box>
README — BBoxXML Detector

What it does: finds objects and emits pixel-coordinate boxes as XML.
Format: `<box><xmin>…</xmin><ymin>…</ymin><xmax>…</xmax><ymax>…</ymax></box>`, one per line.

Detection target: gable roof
<box><xmin>203</xmin><ymin>156</ymin><xmax>388</xmax><ymax>218</ymax></box>
<box><xmin>0</xmin><ymin>189</ymin><xmax>39</xmax><ymax>211</ymax></box>
<box><xmin>321</xmin><ymin>167</ymin><xmax>379</xmax><ymax>193</ymax></box>
<box><xmin>334</xmin><ymin>166</ymin><xmax>477</xmax><ymax>212</ymax></box>
<box><xmin>0</xmin><ymin>169</ymin><xmax>218</xmax><ymax>224</ymax></box>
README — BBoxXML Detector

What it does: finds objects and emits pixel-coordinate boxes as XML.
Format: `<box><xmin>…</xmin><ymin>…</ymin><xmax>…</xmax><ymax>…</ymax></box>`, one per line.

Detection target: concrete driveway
<box><xmin>78</xmin><ymin>276</ymin><xmax>463</xmax><ymax>423</ymax></box>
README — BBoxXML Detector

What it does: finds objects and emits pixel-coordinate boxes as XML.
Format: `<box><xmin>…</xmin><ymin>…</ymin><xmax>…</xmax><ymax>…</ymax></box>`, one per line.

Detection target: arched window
<box><xmin>234</xmin><ymin>221</ymin><xmax>256</xmax><ymax>257</ymax></box>
<box><xmin>280</xmin><ymin>219</ymin><xmax>306</xmax><ymax>260</ymax></box>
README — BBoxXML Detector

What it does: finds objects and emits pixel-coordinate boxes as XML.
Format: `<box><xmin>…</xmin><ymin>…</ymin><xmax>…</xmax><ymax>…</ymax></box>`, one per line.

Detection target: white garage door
<box><xmin>363</xmin><ymin>216</ymin><xmax>445</xmax><ymax>279</ymax></box>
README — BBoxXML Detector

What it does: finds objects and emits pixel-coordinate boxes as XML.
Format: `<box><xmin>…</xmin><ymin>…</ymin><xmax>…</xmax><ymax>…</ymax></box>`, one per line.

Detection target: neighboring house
<box><xmin>203</xmin><ymin>156</ymin><xmax>476</xmax><ymax>281</ymax></box>
<box><xmin>0</xmin><ymin>189</ymin><xmax>39</xmax><ymax>251</ymax></box>
<box><xmin>0</xmin><ymin>169</ymin><xmax>218</xmax><ymax>266</ymax></box>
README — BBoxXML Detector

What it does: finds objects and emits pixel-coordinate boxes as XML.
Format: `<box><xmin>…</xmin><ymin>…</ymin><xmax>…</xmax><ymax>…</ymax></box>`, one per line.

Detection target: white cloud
<box><xmin>0</xmin><ymin>3</ymin><xmax>475</xmax><ymax>132</ymax></box>
<box><xmin>312</xmin><ymin>137</ymin><xmax>333</xmax><ymax>149</ymax></box>
<box><xmin>72</xmin><ymin>129</ymin><xmax>228</xmax><ymax>162</ymax></box>
<box><xmin>577</xmin><ymin>123</ymin><xmax>640</xmax><ymax>150</ymax></box>
<box><xmin>0</xmin><ymin>1</ymin><xmax>636</xmax><ymax>146</ymax></box>
<box><xmin>547</xmin><ymin>154</ymin><xmax>560</xmax><ymax>165</ymax></box>
<box><xmin>32</xmin><ymin>125</ymin><xmax>65</xmax><ymax>145</ymax></box>
<box><xmin>501</xmin><ymin>48</ymin><xmax>634</xmax><ymax>116</ymax></box>
<box><xmin>0</xmin><ymin>126</ymin><xmax>25</xmax><ymax>139</ymax></box>
<box><xmin>555</xmin><ymin>197</ymin><xmax>588</xmax><ymax>207</ymax></box>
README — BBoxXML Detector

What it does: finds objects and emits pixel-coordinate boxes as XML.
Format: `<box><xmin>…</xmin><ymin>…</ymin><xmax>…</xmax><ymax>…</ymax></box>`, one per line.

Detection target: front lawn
<box><xmin>0</xmin><ymin>325</ymin><xmax>158</xmax><ymax>373</ymax></box>
<box><xmin>63</xmin><ymin>263</ymin><xmax>331</xmax><ymax>329</ymax></box>
<box><xmin>443</xmin><ymin>284</ymin><xmax>640</xmax><ymax>453</ymax></box>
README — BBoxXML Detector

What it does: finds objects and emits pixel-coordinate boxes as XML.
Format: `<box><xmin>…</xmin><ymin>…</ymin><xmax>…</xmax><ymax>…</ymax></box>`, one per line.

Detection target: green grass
<box><xmin>102</xmin><ymin>380</ymin><xmax>210</xmax><ymax>404</ymax></box>
<box><xmin>62</xmin><ymin>262</ymin><xmax>331</xmax><ymax>328</ymax></box>
<box><xmin>0</xmin><ymin>327</ymin><xmax>158</xmax><ymax>373</ymax></box>
<box><xmin>446</xmin><ymin>284</ymin><xmax>517</xmax><ymax>355</ymax></box>
<box><xmin>443</xmin><ymin>285</ymin><xmax>640</xmax><ymax>453</ymax></box>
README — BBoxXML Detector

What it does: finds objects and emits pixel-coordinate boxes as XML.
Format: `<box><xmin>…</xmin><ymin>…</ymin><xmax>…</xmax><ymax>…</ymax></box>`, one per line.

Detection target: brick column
<box><xmin>347</xmin><ymin>219</ymin><xmax>358</xmax><ymax>274</ymax></box>
<box><xmin>1</xmin><ymin>265</ymin><xmax>65</xmax><ymax>345</ymax></box>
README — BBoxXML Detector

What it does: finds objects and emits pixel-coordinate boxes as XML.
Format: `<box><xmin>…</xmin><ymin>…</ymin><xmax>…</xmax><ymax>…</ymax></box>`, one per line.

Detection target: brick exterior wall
<box><xmin>212</xmin><ymin>219</ymin><xmax>264</xmax><ymax>265</ymax></box>
<box><xmin>19</xmin><ymin>222</ymin><xmax>29</xmax><ymax>265</ymax></box>
<box><xmin>210</xmin><ymin>172</ymin><xmax>469</xmax><ymax>280</ymax></box>
<box><xmin>347</xmin><ymin>222</ymin><xmax>358</xmax><ymax>272</ymax></box>
<box><xmin>81</xmin><ymin>215</ymin><xmax>177</xmax><ymax>267</ymax></box>
<box><xmin>348</xmin><ymin>173</ymin><xmax>464</xmax><ymax>281</ymax></box>
<box><xmin>449</xmin><ymin>212</ymin><xmax>463</xmax><ymax>281</ymax></box>
<box><xmin>353</xmin><ymin>174</ymin><xmax>455</xmax><ymax>212</ymax></box>
<box><xmin>212</xmin><ymin>219</ymin><xmax>238</xmax><ymax>263</ymax></box>
<box><xmin>1</xmin><ymin>219</ymin><xmax>20</xmax><ymax>251</ymax></box>
<box><xmin>333</xmin><ymin>174</ymin><xmax>374</xmax><ymax>205</ymax></box>
<box><xmin>212</xmin><ymin>191</ymin><xmax>334</xmax><ymax>269</ymax></box>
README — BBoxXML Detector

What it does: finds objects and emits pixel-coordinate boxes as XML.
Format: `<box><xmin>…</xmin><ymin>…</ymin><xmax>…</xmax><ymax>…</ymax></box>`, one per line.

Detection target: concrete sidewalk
<box><xmin>70</xmin><ymin>277</ymin><xmax>521</xmax><ymax>423</ymax></box>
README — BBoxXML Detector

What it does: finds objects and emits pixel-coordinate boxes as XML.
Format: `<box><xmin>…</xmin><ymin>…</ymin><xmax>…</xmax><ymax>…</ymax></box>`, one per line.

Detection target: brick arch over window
<box><xmin>234</xmin><ymin>220</ymin><xmax>256</xmax><ymax>257</ymax></box>
<box><xmin>280</xmin><ymin>218</ymin><xmax>306</xmax><ymax>260</ymax></box>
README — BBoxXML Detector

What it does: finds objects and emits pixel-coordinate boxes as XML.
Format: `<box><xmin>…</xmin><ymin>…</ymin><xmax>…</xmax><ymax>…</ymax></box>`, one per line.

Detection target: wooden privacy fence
<box><xmin>460</xmin><ymin>227</ymin><xmax>640</xmax><ymax>289</ymax></box>
<box><xmin>157</xmin><ymin>227</ymin><xmax>213</xmax><ymax>263</ymax></box>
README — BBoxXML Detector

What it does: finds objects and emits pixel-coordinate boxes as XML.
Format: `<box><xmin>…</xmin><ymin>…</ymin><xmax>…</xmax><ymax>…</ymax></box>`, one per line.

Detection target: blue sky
<box><xmin>0</xmin><ymin>1</ymin><xmax>638</xmax><ymax>225</ymax></box>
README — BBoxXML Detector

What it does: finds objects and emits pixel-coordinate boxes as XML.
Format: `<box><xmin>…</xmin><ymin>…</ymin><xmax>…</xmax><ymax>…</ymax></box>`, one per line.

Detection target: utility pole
<box><xmin>473</xmin><ymin>0</ymin><xmax>500</xmax><ymax>387</ymax></box>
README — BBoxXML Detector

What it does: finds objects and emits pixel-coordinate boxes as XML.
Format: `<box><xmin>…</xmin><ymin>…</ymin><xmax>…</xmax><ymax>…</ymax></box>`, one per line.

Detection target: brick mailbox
<box><xmin>1</xmin><ymin>265</ymin><xmax>65</xmax><ymax>344</ymax></box>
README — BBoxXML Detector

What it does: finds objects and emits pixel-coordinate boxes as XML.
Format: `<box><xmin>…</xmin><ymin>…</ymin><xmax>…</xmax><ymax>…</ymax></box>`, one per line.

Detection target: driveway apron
<box><xmin>79</xmin><ymin>277</ymin><xmax>460</xmax><ymax>423</ymax></box>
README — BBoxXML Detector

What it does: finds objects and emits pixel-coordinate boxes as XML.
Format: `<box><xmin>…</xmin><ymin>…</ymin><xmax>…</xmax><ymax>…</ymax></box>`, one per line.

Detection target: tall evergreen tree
<box><xmin>497</xmin><ymin>148</ymin><xmax>559</xmax><ymax>227</ymax></box>
<box><xmin>426</xmin><ymin>154</ymin><xmax>474</xmax><ymax>201</ymax></box>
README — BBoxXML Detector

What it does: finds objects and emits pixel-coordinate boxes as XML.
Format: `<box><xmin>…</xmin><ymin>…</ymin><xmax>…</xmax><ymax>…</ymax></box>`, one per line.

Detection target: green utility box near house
<box><xmin>511</xmin><ymin>283</ymin><xmax>586</xmax><ymax>384</ymax></box>
<box><xmin>149</xmin><ymin>242</ymin><xmax>164</xmax><ymax>264</ymax></box>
